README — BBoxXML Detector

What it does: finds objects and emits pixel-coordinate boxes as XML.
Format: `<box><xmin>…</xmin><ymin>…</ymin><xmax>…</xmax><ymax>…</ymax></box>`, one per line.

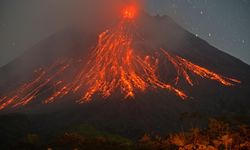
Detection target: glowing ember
<box><xmin>0</xmin><ymin>8</ymin><xmax>241</xmax><ymax>110</ymax></box>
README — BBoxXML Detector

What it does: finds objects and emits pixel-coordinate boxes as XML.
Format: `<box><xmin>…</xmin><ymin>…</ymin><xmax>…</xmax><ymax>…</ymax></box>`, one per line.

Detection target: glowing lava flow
<box><xmin>160</xmin><ymin>49</ymin><xmax>241</xmax><ymax>86</ymax></box>
<box><xmin>0</xmin><ymin>7</ymin><xmax>241</xmax><ymax>110</ymax></box>
<box><xmin>70</xmin><ymin>20</ymin><xmax>188</xmax><ymax>102</ymax></box>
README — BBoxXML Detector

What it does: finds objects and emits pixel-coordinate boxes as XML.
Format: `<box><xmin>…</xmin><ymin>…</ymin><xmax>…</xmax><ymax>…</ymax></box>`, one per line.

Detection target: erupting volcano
<box><xmin>123</xmin><ymin>5</ymin><xmax>137</xmax><ymax>19</ymax></box>
<box><xmin>0</xmin><ymin>6</ymin><xmax>242</xmax><ymax>110</ymax></box>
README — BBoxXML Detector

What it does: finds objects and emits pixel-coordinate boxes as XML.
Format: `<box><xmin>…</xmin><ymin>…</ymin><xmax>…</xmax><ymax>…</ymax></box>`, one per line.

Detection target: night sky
<box><xmin>0</xmin><ymin>0</ymin><xmax>249</xmax><ymax>66</ymax></box>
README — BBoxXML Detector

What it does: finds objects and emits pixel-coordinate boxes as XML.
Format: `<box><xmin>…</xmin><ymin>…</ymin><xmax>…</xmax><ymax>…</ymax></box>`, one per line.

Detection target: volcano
<box><xmin>0</xmin><ymin>9</ymin><xmax>250</xmax><ymax>137</ymax></box>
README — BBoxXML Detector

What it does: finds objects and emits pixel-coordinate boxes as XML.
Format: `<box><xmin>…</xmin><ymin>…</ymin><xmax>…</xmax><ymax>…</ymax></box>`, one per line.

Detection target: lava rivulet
<box><xmin>0</xmin><ymin>59</ymin><xmax>72</xmax><ymax>110</ymax></box>
<box><xmin>71</xmin><ymin>19</ymin><xmax>188</xmax><ymax>102</ymax></box>
<box><xmin>0</xmin><ymin>7</ymin><xmax>241</xmax><ymax>110</ymax></box>
<box><xmin>160</xmin><ymin>49</ymin><xmax>241</xmax><ymax>86</ymax></box>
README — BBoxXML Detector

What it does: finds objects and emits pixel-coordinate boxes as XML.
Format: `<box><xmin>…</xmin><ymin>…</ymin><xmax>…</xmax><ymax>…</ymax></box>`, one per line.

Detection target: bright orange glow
<box><xmin>0</xmin><ymin>10</ymin><xmax>241</xmax><ymax>110</ymax></box>
<box><xmin>122</xmin><ymin>5</ymin><xmax>137</xmax><ymax>19</ymax></box>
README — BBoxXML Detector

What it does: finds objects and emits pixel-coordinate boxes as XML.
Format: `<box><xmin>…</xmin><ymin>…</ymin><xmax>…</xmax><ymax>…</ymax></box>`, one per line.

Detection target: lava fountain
<box><xmin>0</xmin><ymin>6</ymin><xmax>241</xmax><ymax>110</ymax></box>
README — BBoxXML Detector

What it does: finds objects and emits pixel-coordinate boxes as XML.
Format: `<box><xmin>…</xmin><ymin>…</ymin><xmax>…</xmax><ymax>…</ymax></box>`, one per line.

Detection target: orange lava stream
<box><xmin>160</xmin><ymin>48</ymin><xmax>241</xmax><ymax>86</ymax></box>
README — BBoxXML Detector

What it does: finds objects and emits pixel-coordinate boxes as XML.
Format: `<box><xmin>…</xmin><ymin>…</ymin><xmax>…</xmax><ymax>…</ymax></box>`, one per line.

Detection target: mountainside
<box><xmin>0</xmin><ymin>12</ymin><xmax>250</xmax><ymax>138</ymax></box>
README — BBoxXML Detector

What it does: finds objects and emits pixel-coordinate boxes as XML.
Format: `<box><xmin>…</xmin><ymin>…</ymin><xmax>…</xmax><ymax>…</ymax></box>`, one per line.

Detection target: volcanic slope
<box><xmin>0</xmin><ymin>12</ymin><xmax>249</xmax><ymax>137</ymax></box>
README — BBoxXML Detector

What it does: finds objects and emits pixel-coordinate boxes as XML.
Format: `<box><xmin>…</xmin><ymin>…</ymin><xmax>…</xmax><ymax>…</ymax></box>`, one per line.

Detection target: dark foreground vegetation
<box><xmin>1</xmin><ymin>115</ymin><xmax>250</xmax><ymax>150</ymax></box>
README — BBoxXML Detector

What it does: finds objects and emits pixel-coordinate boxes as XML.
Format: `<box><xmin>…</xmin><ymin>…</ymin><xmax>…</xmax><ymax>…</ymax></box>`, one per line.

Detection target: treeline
<box><xmin>138</xmin><ymin>119</ymin><xmax>250</xmax><ymax>150</ymax></box>
<box><xmin>5</xmin><ymin>118</ymin><xmax>250</xmax><ymax>150</ymax></box>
